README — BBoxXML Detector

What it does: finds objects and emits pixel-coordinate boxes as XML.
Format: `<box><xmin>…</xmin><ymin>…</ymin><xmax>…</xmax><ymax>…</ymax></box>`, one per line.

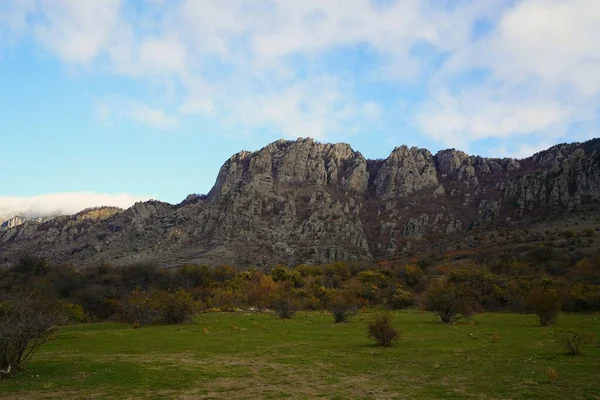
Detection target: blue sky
<box><xmin>0</xmin><ymin>0</ymin><xmax>599</xmax><ymax>216</ymax></box>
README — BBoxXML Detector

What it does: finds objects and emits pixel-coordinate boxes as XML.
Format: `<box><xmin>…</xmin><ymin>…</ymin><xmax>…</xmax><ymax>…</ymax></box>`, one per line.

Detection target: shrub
<box><xmin>326</xmin><ymin>290</ymin><xmax>359</xmax><ymax>323</ymax></box>
<box><xmin>120</xmin><ymin>289</ymin><xmax>159</xmax><ymax>326</ymax></box>
<box><xmin>389</xmin><ymin>285</ymin><xmax>415</xmax><ymax>309</ymax></box>
<box><xmin>59</xmin><ymin>302</ymin><xmax>89</xmax><ymax>324</ymax></box>
<box><xmin>79</xmin><ymin>285</ymin><xmax>118</xmax><ymax>320</ymax></box>
<box><xmin>559</xmin><ymin>330</ymin><xmax>596</xmax><ymax>356</ymax></box>
<box><xmin>271</xmin><ymin>265</ymin><xmax>303</xmax><ymax>288</ymax></box>
<box><xmin>272</xmin><ymin>298</ymin><xmax>296</xmax><ymax>319</ymax></box>
<box><xmin>0</xmin><ymin>298</ymin><xmax>59</xmax><ymax>375</ymax></box>
<box><xmin>546</xmin><ymin>367</ymin><xmax>558</xmax><ymax>383</ymax></box>
<box><xmin>158</xmin><ymin>289</ymin><xmax>199</xmax><ymax>324</ymax></box>
<box><xmin>367</xmin><ymin>311</ymin><xmax>399</xmax><ymax>347</ymax></box>
<box><xmin>271</xmin><ymin>287</ymin><xmax>297</xmax><ymax>319</ymax></box>
<box><xmin>525</xmin><ymin>280</ymin><xmax>563</xmax><ymax>326</ymax></box>
<box><xmin>120</xmin><ymin>289</ymin><xmax>199</xmax><ymax>326</ymax></box>
<box><xmin>423</xmin><ymin>281</ymin><xmax>479</xmax><ymax>324</ymax></box>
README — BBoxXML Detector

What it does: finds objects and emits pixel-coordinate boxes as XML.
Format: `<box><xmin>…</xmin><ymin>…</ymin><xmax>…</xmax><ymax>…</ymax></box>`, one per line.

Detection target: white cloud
<box><xmin>137</xmin><ymin>38</ymin><xmax>187</xmax><ymax>75</ymax></box>
<box><xmin>96</xmin><ymin>98</ymin><xmax>179</xmax><ymax>130</ymax></box>
<box><xmin>0</xmin><ymin>0</ymin><xmax>36</xmax><ymax>43</ymax></box>
<box><xmin>0</xmin><ymin>192</ymin><xmax>150</xmax><ymax>219</ymax></box>
<box><xmin>2</xmin><ymin>0</ymin><xmax>599</xmax><ymax>147</ymax></box>
<box><xmin>178</xmin><ymin>97</ymin><xmax>216</xmax><ymax>116</ymax></box>
<box><xmin>128</xmin><ymin>102</ymin><xmax>178</xmax><ymax>130</ymax></box>
<box><xmin>34</xmin><ymin>0</ymin><xmax>125</xmax><ymax>64</ymax></box>
<box><xmin>414</xmin><ymin>0</ymin><xmax>600</xmax><ymax>150</ymax></box>
<box><xmin>225</xmin><ymin>76</ymin><xmax>379</xmax><ymax>139</ymax></box>
<box><xmin>493</xmin><ymin>140</ymin><xmax>556</xmax><ymax>159</ymax></box>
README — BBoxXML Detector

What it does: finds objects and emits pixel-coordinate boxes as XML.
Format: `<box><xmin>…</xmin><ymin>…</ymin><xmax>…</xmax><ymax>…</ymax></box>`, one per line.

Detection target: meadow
<box><xmin>1</xmin><ymin>311</ymin><xmax>599</xmax><ymax>399</ymax></box>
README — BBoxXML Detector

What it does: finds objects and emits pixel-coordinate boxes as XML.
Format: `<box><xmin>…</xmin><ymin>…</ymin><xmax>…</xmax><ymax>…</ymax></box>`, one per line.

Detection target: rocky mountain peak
<box><xmin>1</xmin><ymin>137</ymin><xmax>599</xmax><ymax>268</ymax></box>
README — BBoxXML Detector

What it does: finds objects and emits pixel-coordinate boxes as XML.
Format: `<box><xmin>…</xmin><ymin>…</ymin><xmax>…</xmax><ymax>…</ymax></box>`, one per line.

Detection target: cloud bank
<box><xmin>1</xmin><ymin>0</ymin><xmax>599</xmax><ymax>156</ymax></box>
<box><xmin>0</xmin><ymin>192</ymin><xmax>150</xmax><ymax>220</ymax></box>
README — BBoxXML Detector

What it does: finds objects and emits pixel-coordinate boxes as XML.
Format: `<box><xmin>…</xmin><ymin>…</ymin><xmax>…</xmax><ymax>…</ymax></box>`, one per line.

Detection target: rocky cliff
<box><xmin>2</xmin><ymin>137</ymin><xmax>600</xmax><ymax>268</ymax></box>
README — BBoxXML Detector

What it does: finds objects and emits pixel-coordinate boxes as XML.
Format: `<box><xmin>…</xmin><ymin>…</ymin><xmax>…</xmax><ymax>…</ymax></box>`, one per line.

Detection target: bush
<box><xmin>559</xmin><ymin>330</ymin><xmax>596</xmax><ymax>356</ymax></box>
<box><xmin>367</xmin><ymin>311</ymin><xmax>399</xmax><ymax>347</ymax></box>
<box><xmin>389</xmin><ymin>285</ymin><xmax>415</xmax><ymax>309</ymax></box>
<box><xmin>525</xmin><ymin>280</ymin><xmax>563</xmax><ymax>326</ymax></box>
<box><xmin>423</xmin><ymin>281</ymin><xmax>479</xmax><ymax>324</ymax></box>
<box><xmin>79</xmin><ymin>285</ymin><xmax>118</xmax><ymax>320</ymax></box>
<box><xmin>159</xmin><ymin>289</ymin><xmax>199</xmax><ymax>324</ymax></box>
<box><xmin>0</xmin><ymin>298</ymin><xmax>59</xmax><ymax>375</ymax></box>
<box><xmin>271</xmin><ymin>288</ymin><xmax>297</xmax><ymax>319</ymax></box>
<box><xmin>326</xmin><ymin>290</ymin><xmax>359</xmax><ymax>323</ymax></box>
<box><xmin>120</xmin><ymin>289</ymin><xmax>199</xmax><ymax>326</ymax></box>
<box><xmin>120</xmin><ymin>289</ymin><xmax>159</xmax><ymax>326</ymax></box>
<box><xmin>59</xmin><ymin>302</ymin><xmax>89</xmax><ymax>324</ymax></box>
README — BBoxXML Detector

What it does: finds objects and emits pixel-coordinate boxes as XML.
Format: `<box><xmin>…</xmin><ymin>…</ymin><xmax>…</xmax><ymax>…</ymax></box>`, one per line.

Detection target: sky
<box><xmin>0</xmin><ymin>0</ymin><xmax>599</xmax><ymax>217</ymax></box>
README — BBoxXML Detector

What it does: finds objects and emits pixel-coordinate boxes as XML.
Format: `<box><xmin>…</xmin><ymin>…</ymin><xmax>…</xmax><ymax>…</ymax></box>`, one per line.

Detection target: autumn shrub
<box><xmin>326</xmin><ymin>290</ymin><xmax>360</xmax><ymax>323</ymax></box>
<box><xmin>0</xmin><ymin>298</ymin><xmax>59</xmax><ymax>375</ymax></box>
<box><xmin>59</xmin><ymin>302</ymin><xmax>89</xmax><ymax>324</ymax></box>
<box><xmin>271</xmin><ymin>265</ymin><xmax>303</xmax><ymax>288</ymax></box>
<box><xmin>120</xmin><ymin>289</ymin><xmax>159</xmax><ymax>326</ymax></box>
<box><xmin>389</xmin><ymin>285</ymin><xmax>415</xmax><ymax>309</ymax></box>
<box><xmin>525</xmin><ymin>280</ymin><xmax>563</xmax><ymax>326</ymax></box>
<box><xmin>178</xmin><ymin>264</ymin><xmax>211</xmax><ymax>287</ymax></box>
<box><xmin>158</xmin><ymin>289</ymin><xmax>199</xmax><ymax>324</ymax></box>
<box><xmin>271</xmin><ymin>286</ymin><xmax>298</xmax><ymax>319</ymax></box>
<box><xmin>120</xmin><ymin>289</ymin><xmax>199</xmax><ymax>325</ymax></box>
<box><xmin>367</xmin><ymin>311</ymin><xmax>399</xmax><ymax>347</ymax></box>
<box><xmin>423</xmin><ymin>280</ymin><xmax>480</xmax><ymax>323</ymax></box>
<box><xmin>79</xmin><ymin>284</ymin><xmax>118</xmax><ymax>320</ymax></box>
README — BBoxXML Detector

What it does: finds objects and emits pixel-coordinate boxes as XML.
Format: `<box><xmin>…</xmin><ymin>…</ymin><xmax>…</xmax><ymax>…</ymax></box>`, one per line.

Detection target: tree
<box><xmin>0</xmin><ymin>298</ymin><xmax>59</xmax><ymax>375</ymax></box>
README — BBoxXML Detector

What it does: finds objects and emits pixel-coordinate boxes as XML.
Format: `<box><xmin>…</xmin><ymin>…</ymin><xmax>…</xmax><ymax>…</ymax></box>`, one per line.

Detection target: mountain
<box><xmin>2</xmin><ymin>137</ymin><xmax>600</xmax><ymax>268</ymax></box>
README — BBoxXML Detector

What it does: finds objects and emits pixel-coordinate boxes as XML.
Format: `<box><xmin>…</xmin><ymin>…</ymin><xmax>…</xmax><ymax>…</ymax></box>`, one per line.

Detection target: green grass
<box><xmin>2</xmin><ymin>311</ymin><xmax>600</xmax><ymax>399</ymax></box>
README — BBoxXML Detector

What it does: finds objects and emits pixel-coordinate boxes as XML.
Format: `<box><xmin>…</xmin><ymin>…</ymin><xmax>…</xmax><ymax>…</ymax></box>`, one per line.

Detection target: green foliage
<box><xmin>367</xmin><ymin>311</ymin><xmax>399</xmax><ymax>347</ymax></box>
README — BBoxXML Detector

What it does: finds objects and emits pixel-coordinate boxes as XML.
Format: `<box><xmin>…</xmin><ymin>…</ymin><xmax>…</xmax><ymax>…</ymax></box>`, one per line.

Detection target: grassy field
<box><xmin>1</xmin><ymin>311</ymin><xmax>599</xmax><ymax>399</ymax></box>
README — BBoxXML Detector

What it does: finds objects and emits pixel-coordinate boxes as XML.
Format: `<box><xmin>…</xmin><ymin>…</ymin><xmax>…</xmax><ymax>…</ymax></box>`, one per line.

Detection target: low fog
<box><xmin>0</xmin><ymin>192</ymin><xmax>151</xmax><ymax>220</ymax></box>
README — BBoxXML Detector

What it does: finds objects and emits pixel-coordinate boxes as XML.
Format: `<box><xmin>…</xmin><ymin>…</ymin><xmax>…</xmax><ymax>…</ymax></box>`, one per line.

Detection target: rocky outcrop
<box><xmin>1</xmin><ymin>137</ymin><xmax>599</xmax><ymax>268</ymax></box>
<box><xmin>374</xmin><ymin>146</ymin><xmax>438</xmax><ymax>199</ymax></box>
<box><xmin>1</xmin><ymin>216</ymin><xmax>26</xmax><ymax>230</ymax></box>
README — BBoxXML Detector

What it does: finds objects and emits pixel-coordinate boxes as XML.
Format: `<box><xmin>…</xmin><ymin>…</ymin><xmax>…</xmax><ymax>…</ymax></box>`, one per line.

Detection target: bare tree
<box><xmin>0</xmin><ymin>297</ymin><xmax>60</xmax><ymax>376</ymax></box>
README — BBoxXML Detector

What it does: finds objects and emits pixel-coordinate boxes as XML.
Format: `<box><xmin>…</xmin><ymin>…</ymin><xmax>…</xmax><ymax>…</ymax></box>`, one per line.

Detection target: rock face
<box><xmin>2</xmin><ymin>137</ymin><xmax>600</xmax><ymax>268</ymax></box>
<box><xmin>1</xmin><ymin>216</ymin><xmax>27</xmax><ymax>230</ymax></box>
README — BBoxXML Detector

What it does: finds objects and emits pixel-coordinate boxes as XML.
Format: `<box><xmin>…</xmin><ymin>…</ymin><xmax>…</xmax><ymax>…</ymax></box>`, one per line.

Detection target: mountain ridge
<box><xmin>1</xmin><ymin>137</ymin><xmax>599</xmax><ymax>268</ymax></box>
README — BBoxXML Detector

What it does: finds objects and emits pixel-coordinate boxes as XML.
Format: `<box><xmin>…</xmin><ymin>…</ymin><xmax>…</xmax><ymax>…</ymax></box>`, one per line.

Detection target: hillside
<box><xmin>2</xmin><ymin>137</ymin><xmax>600</xmax><ymax>268</ymax></box>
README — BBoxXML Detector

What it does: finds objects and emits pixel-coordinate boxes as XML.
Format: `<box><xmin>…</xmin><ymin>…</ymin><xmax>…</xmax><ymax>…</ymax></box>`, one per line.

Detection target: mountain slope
<box><xmin>2</xmin><ymin>137</ymin><xmax>600</xmax><ymax>268</ymax></box>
